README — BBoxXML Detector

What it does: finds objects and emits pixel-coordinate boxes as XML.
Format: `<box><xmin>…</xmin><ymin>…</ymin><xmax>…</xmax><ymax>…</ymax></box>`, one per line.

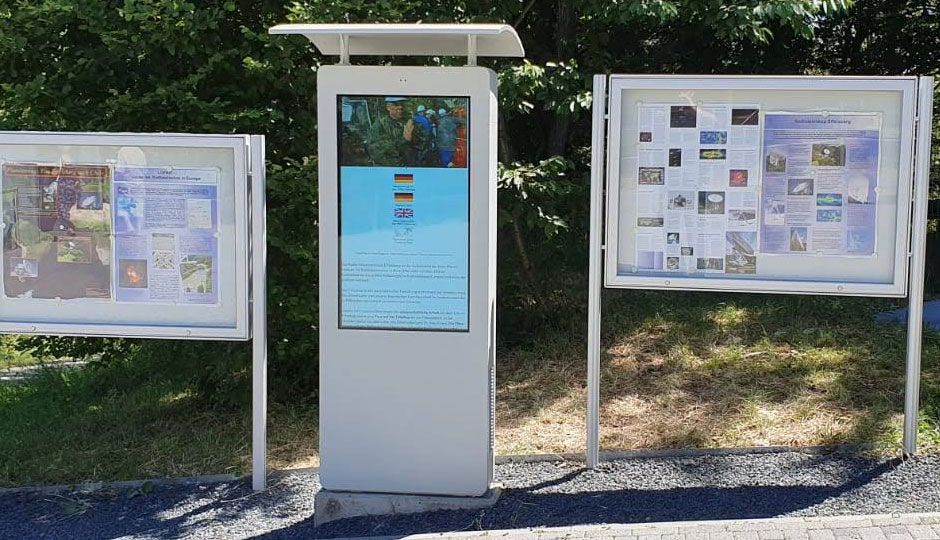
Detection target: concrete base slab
<box><xmin>314</xmin><ymin>486</ymin><xmax>502</xmax><ymax>526</ymax></box>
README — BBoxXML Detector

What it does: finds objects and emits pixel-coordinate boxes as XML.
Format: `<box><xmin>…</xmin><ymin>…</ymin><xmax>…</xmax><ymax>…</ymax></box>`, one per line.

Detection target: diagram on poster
<box><xmin>1</xmin><ymin>163</ymin><xmax>112</xmax><ymax>299</ymax></box>
<box><xmin>635</xmin><ymin>103</ymin><xmax>761</xmax><ymax>275</ymax></box>
<box><xmin>759</xmin><ymin>113</ymin><xmax>880</xmax><ymax>256</ymax></box>
<box><xmin>112</xmin><ymin>167</ymin><xmax>219</xmax><ymax>304</ymax></box>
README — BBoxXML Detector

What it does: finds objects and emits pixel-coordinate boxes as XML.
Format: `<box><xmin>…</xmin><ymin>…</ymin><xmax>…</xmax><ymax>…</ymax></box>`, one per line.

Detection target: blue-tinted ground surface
<box><xmin>2</xmin><ymin>452</ymin><xmax>940</xmax><ymax>540</ymax></box>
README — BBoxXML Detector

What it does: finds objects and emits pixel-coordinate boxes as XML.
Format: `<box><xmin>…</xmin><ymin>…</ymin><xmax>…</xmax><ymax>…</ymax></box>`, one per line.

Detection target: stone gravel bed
<box><xmin>2</xmin><ymin>452</ymin><xmax>939</xmax><ymax>540</ymax></box>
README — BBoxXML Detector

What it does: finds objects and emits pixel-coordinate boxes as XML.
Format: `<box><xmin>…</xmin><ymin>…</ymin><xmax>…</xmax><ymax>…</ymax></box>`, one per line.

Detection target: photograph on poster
<box><xmin>638</xmin><ymin>217</ymin><xmax>665</xmax><ymax>227</ymax></box>
<box><xmin>700</xmin><ymin>131</ymin><xmax>728</xmax><ymax>145</ymax></box>
<box><xmin>670</xmin><ymin>106</ymin><xmax>697</xmax><ymax>128</ymax></box>
<box><xmin>338</xmin><ymin>95</ymin><xmax>470</xmax><ymax>331</ymax></box>
<box><xmin>732</xmin><ymin>108</ymin><xmax>759</xmax><ymax>126</ymax></box>
<box><xmin>787</xmin><ymin>178</ymin><xmax>814</xmax><ymax>196</ymax></box>
<box><xmin>667</xmin><ymin>190</ymin><xmax>693</xmax><ymax>210</ymax></box>
<box><xmin>698</xmin><ymin>191</ymin><xmax>726</xmax><ymax>215</ymax></box>
<box><xmin>638</xmin><ymin>167</ymin><xmax>665</xmax><ymax>185</ymax></box>
<box><xmin>729</xmin><ymin>169</ymin><xmax>748</xmax><ymax>187</ymax></box>
<box><xmin>668</xmin><ymin>148</ymin><xmax>682</xmax><ymax>167</ymax></box>
<box><xmin>766</xmin><ymin>147</ymin><xmax>787</xmax><ymax>173</ymax></box>
<box><xmin>1</xmin><ymin>163</ymin><xmax>112</xmax><ymax>300</ymax></box>
<box><xmin>725</xmin><ymin>232</ymin><xmax>757</xmax><ymax>274</ymax></box>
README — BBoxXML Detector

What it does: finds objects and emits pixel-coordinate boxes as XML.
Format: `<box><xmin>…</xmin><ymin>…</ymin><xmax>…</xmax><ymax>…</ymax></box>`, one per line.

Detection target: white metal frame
<box><xmin>0</xmin><ymin>131</ymin><xmax>270</xmax><ymax>489</ymax></box>
<box><xmin>603</xmin><ymin>76</ymin><xmax>917</xmax><ymax>297</ymax></box>
<box><xmin>249</xmin><ymin>135</ymin><xmax>268</xmax><ymax>490</ymax></box>
<box><xmin>587</xmin><ymin>75</ymin><xmax>934</xmax><ymax>465</ymax></box>
<box><xmin>0</xmin><ymin>131</ymin><xmax>252</xmax><ymax>340</ymax></box>
<box><xmin>903</xmin><ymin>76</ymin><xmax>935</xmax><ymax>454</ymax></box>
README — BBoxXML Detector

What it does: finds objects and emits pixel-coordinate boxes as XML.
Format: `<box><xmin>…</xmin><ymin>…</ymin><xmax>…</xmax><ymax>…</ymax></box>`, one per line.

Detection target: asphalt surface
<box><xmin>2</xmin><ymin>452</ymin><xmax>940</xmax><ymax>540</ymax></box>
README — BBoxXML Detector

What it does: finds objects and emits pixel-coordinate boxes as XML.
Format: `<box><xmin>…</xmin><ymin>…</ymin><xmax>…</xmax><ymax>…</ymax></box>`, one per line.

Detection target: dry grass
<box><xmin>496</xmin><ymin>291</ymin><xmax>940</xmax><ymax>456</ymax></box>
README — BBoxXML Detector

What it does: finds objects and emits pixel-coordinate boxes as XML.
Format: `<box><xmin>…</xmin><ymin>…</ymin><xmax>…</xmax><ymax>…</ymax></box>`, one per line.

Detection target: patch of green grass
<box><xmin>0</xmin><ymin>351</ymin><xmax>317</xmax><ymax>487</ymax></box>
<box><xmin>0</xmin><ymin>335</ymin><xmax>42</xmax><ymax>369</ymax></box>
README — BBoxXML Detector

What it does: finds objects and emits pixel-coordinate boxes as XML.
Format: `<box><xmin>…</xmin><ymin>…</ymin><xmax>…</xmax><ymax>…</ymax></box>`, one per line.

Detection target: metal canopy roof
<box><xmin>268</xmin><ymin>24</ymin><xmax>525</xmax><ymax>59</ymax></box>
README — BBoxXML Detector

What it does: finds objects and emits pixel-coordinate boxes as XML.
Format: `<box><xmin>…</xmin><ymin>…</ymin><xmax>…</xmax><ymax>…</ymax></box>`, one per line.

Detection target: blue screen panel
<box><xmin>338</xmin><ymin>95</ymin><xmax>470</xmax><ymax>331</ymax></box>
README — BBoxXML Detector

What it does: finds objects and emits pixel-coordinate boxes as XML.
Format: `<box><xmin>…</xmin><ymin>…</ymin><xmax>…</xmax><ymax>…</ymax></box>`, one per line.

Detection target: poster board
<box><xmin>605</xmin><ymin>76</ymin><xmax>918</xmax><ymax>296</ymax></box>
<box><xmin>0</xmin><ymin>132</ymin><xmax>252</xmax><ymax>339</ymax></box>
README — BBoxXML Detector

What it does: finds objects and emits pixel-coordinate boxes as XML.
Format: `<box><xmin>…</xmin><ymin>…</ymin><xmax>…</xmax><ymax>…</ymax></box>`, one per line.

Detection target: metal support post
<box><xmin>586</xmin><ymin>74</ymin><xmax>607</xmax><ymax>468</ymax></box>
<box><xmin>903</xmin><ymin>76</ymin><xmax>934</xmax><ymax>456</ymax></box>
<box><xmin>339</xmin><ymin>35</ymin><xmax>350</xmax><ymax>65</ymax></box>
<box><xmin>466</xmin><ymin>35</ymin><xmax>477</xmax><ymax>66</ymax></box>
<box><xmin>251</xmin><ymin>135</ymin><xmax>269</xmax><ymax>490</ymax></box>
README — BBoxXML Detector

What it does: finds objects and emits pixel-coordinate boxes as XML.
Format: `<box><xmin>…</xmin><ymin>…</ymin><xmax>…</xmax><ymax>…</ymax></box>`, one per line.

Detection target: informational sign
<box><xmin>112</xmin><ymin>166</ymin><xmax>220</xmax><ymax>304</ymax></box>
<box><xmin>604</xmin><ymin>76</ymin><xmax>917</xmax><ymax>296</ymax></box>
<box><xmin>3</xmin><ymin>163</ymin><xmax>113</xmax><ymax>299</ymax></box>
<box><xmin>634</xmin><ymin>102</ymin><xmax>762</xmax><ymax>275</ymax></box>
<box><xmin>760</xmin><ymin>113</ymin><xmax>880</xmax><ymax>256</ymax></box>
<box><xmin>0</xmin><ymin>132</ymin><xmax>254</xmax><ymax>338</ymax></box>
<box><xmin>337</xmin><ymin>94</ymin><xmax>470</xmax><ymax>331</ymax></box>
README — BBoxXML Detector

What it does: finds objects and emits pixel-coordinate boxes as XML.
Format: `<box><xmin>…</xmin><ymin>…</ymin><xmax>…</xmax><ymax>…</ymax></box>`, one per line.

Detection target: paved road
<box><xmin>352</xmin><ymin>514</ymin><xmax>940</xmax><ymax>540</ymax></box>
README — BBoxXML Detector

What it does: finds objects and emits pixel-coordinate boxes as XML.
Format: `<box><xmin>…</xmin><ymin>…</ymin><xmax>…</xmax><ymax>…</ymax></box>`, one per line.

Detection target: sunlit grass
<box><xmin>1</xmin><ymin>290</ymin><xmax>938</xmax><ymax>486</ymax></box>
<box><xmin>497</xmin><ymin>290</ymin><xmax>940</xmax><ymax>456</ymax></box>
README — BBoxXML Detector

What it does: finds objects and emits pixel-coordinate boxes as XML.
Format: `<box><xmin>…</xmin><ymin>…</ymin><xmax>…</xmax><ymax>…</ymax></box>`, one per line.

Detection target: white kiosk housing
<box><xmin>269</xmin><ymin>24</ymin><xmax>523</xmax><ymax>499</ymax></box>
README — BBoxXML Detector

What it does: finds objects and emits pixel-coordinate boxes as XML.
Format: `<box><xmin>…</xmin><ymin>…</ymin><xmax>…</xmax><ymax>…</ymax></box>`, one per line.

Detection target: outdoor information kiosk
<box><xmin>268</xmin><ymin>24</ymin><xmax>524</xmax><ymax>496</ymax></box>
<box><xmin>0</xmin><ymin>132</ymin><xmax>269</xmax><ymax>487</ymax></box>
<box><xmin>586</xmin><ymin>75</ymin><xmax>935</xmax><ymax>465</ymax></box>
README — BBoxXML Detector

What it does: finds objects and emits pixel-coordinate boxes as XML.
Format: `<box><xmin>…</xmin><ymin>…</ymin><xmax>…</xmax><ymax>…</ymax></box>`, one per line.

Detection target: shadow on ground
<box><xmin>497</xmin><ymin>290</ymin><xmax>940</xmax><ymax>454</ymax></box>
<box><xmin>6</xmin><ymin>453</ymin><xmax>940</xmax><ymax>540</ymax></box>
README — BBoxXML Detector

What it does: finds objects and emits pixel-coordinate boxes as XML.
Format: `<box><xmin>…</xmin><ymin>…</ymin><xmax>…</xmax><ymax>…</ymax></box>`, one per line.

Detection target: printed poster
<box><xmin>635</xmin><ymin>103</ymin><xmax>761</xmax><ymax>275</ymax></box>
<box><xmin>759</xmin><ymin>113</ymin><xmax>880</xmax><ymax>256</ymax></box>
<box><xmin>1</xmin><ymin>163</ymin><xmax>112</xmax><ymax>299</ymax></box>
<box><xmin>112</xmin><ymin>166</ymin><xmax>219</xmax><ymax>304</ymax></box>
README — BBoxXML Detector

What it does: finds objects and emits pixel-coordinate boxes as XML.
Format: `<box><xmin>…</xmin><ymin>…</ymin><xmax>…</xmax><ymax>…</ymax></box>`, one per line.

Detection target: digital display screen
<box><xmin>338</xmin><ymin>95</ymin><xmax>470</xmax><ymax>331</ymax></box>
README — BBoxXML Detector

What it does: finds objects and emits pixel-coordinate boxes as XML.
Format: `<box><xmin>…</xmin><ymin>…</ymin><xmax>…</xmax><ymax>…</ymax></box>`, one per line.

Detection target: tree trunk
<box><xmin>547</xmin><ymin>0</ymin><xmax>576</xmax><ymax>156</ymax></box>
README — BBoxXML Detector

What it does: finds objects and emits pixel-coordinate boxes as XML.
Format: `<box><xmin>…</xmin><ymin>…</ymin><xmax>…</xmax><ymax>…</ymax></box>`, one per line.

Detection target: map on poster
<box><xmin>635</xmin><ymin>103</ymin><xmax>762</xmax><ymax>275</ymax></box>
<box><xmin>112</xmin><ymin>167</ymin><xmax>219</xmax><ymax>304</ymax></box>
<box><xmin>1</xmin><ymin>163</ymin><xmax>113</xmax><ymax>299</ymax></box>
<box><xmin>759</xmin><ymin>113</ymin><xmax>880</xmax><ymax>256</ymax></box>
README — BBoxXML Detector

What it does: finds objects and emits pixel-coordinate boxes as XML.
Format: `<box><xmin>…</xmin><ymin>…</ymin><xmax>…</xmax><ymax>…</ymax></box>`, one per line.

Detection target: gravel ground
<box><xmin>3</xmin><ymin>452</ymin><xmax>940</xmax><ymax>540</ymax></box>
